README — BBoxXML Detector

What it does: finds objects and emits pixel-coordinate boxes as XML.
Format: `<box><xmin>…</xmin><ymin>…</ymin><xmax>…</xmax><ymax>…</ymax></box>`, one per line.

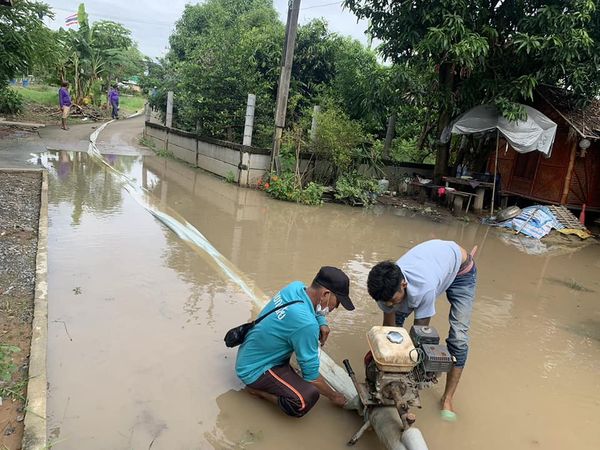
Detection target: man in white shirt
<box><xmin>367</xmin><ymin>240</ymin><xmax>477</xmax><ymax>421</ymax></box>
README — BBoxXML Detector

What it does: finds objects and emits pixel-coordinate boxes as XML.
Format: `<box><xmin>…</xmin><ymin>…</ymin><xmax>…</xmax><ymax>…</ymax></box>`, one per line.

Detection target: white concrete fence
<box><xmin>143</xmin><ymin>121</ymin><xmax>271</xmax><ymax>187</ymax></box>
<box><xmin>143</xmin><ymin>91</ymin><xmax>434</xmax><ymax>190</ymax></box>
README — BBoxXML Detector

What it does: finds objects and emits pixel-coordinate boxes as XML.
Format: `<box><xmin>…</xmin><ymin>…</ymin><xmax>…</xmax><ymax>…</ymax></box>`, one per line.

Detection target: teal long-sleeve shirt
<box><xmin>235</xmin><ymin>281</ymin><xmax>327</xmax><ymax>385</ymax></box>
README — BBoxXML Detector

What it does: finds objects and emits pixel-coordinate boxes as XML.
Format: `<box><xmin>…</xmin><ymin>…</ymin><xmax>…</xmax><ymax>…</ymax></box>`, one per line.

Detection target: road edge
<box><xmin>22</xmin><ymin>168</ymin><xmax>49</xmax><ymax>450</ymax></box>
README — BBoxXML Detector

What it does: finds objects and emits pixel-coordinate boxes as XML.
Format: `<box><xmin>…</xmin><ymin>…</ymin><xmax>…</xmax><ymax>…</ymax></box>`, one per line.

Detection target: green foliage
<box><xmin>157</xmin><ymin>0</ymin><xmax>282</xmax><ymax>144</ymax></box>
<box><xmin>345</xmin><ymin>0</ymin><xmax>600</xmax><ymax>175</ymax></box>
<box><xmin>11</xmin><ymin>85</ymin><xmax>56</xmax><ymax>106</ymax></box>
<box><xmin>314</xmin><ymin>106</ymin><xmax>365</xmax><ymax>172</ymax></box>
<box><xmin>334</xmin><ymin>172</ymin><xmax>380</xmax><ymax>206</ymax></box>
<box><xmin>262</xmin><ymin>173</ymin><xmax>324</xmax><ymax>205</ymax></box>
<box><xmin>53</xmin><ymin>4</ymin><xmax>146</xmax><ymax>103</ymax></box>
<box><xmin>0</xmin><ymin>344</ymin><xmax>20</xmax><ymax>383</ymax></box>
<box><xmin>118</xmin><ymin>95</ymin><xmax>146</xmax><ymax>114</ymax></box>
<box><xmin>391</xmin><ymin>137</ymin><xmax>434</xmax><ymax>164</ymax></box>
<box><xmin>138</xmin><ymin>136</ymin><xmax>156</xmax><ymax>150</ymax></box>
<box><xmin>0</xmin><ymin>0</ymin><xmax>54</xmax><ymax>84</ymax></box>
<box><xmin>0</xmin><ymin>85</ymin><xmax>24</xmax><ymax>113</ymax></box>
<box><xmin>225</xmin><ymin>171</ymin><xmax>236</xmax><ymax>184</ymax></box>
<box><xmin>156</xmin><ymin>147</ymin><xmax>174</xmax><ymax>159</ymax></box>
<box><xmin>346</xmin><ymin>0</ymin><xmax>600</xmax><ymax>111</ymax></box>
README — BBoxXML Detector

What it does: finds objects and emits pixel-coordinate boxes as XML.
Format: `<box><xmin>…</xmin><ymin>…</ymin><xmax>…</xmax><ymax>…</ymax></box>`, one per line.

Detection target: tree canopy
<box><xmin>145</xmin><ymin>0</ymin><xmax>394</xmax><ymax>148</ymax></box>
<box><xmin>344</xmin><ymin>0</ymin><xmax>600</xmax><ymax>176</ymax></box>
<box><xmin>0</xmin><ymin>0</ymin><xmax>54</xmax><ymax>84</ymax></box>
<box><xmin>52</xmin><ymin>3</ymin><xmax>145</xmax><ymax>103</ymax></box>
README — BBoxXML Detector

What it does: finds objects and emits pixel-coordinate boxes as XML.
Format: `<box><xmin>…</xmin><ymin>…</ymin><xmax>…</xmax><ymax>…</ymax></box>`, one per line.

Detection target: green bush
<box><xmin>261</xmin><ymin>172</ymin><xmax>324</xmax><ymax>206</ymax></box>
<box><xmin>225</xmin><ymin>171</ymin><xmax>236</xmax><ymax>184</ymax></box>
<box><xmin>0</xmin><ymin>86</ymin><xmax>24</xmax><ymax>114</ymax></box>
<box><xmin>334</xmin><ymin>172</ymin><xmax>380</xmax><ymax>206</ymax></box>
<box><xmin>314</xmin><ymin>106</ymin><xmax>364</xmax><ymax>173</ymax></box>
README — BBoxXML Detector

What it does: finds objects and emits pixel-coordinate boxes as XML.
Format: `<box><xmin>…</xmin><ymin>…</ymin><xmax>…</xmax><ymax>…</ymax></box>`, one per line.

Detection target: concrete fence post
<box><xmin>144</xmin><ymin>102</ymin><xmax>151</xmax><ymax>123</ymax></box>
<box><xmin>243</xmin><ymin>94</ymin><xmax>256</xmax><ymax>147</ymax></box>
<box><xmin>239</xmin><ymin>94</ymin><xmax>256</xmax><ymax>187</ymax></box>
<box><xmin>166</xmin><ymin>91</ymin><xmax>174</xmax><ymax>129</ymax></box>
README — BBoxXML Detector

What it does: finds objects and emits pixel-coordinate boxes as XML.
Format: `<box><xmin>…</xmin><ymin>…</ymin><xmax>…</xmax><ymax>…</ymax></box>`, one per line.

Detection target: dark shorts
<box><xmin>247</xmin><ymin>364</ymin><xmax>320</xmax><ymax>418</ymax></box>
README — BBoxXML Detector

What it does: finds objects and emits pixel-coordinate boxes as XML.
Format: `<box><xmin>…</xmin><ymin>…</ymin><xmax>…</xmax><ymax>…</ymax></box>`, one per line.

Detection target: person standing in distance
<box><xmin>58</xmin><ymin>81</ymin><xmax>72</xmax><ymax>130</ymax></box>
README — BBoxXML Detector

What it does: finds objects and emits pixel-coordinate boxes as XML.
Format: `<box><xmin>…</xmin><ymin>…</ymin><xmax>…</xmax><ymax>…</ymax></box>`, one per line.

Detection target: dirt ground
<box><xmin>0</xmin><ymin>171</ymin><xmax>41</xmax><ymax>450</ymax></box>
<box><xmin>3</xmin><ymin>102</ymin><xmax>110</xmax><ymax>127</ymax></box>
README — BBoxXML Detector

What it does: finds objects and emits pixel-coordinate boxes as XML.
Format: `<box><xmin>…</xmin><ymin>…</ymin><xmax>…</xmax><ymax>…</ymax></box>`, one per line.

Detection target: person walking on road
<box><xmin>58</xmin><ymin>81</ymin><xmax>72</xmax><ymax>130</ymax></box>
<box><xmin>235</xmin><ymin>266</ymin><xmax>355</xmax><ymax>417</ymax></box>
<box><xmin>108</xmin><ymin>85</ymin><xmax>120</xmax><ymax>119</ymax></box>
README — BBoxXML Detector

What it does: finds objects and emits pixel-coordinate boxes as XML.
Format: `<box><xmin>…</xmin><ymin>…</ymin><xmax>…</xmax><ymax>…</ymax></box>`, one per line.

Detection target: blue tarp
<box><xmin>497</xmin><ymin>206</ymin><xmax>564</xmax><ymax>239</ymax></box>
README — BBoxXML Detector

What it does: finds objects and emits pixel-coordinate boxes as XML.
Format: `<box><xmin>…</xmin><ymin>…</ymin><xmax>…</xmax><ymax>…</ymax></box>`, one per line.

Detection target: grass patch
<box><xmin>0</xmin><ymin>343</ymin><xmax>24</xmax><ymax>401</ymax></box>
<box><xmin>120</xmin><ymin>95</ymin><xmax>146</xmax><ymax>113</ymax></box>
<box><xmin>11</xmin><ymin>85</ymin><xmax>57</xmax><ymax>106</ymax></box>
<box><xmin>225</xmin><ymin>171</ymin><xmax>236</xmax><ymax>184</ymax></box>
<box><xmin>10</xmin><ymin>84</ymin><xmax>146</xmax><ymax>115</ymax></box>
<box><xmin>139</xmin><ymin>136</ymin><xmax>173</xmax><ymax>158</ymax></box>
<box><xmin>156</xmin><ymin>147</ymin><xmax>174</xmax><ymax>158</ymax></box>
<box><xmin>139</xmin><ymin>136</ymin><xmax>157</xmax><ymax>150</ymax></box>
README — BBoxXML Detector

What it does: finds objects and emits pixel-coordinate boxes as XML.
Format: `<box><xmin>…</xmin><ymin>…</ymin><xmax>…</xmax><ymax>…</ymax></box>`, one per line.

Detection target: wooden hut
<box><xmin>490</xmin><ymin>86</ymin><xmax>600</xmax><ymax>212</ymax></box>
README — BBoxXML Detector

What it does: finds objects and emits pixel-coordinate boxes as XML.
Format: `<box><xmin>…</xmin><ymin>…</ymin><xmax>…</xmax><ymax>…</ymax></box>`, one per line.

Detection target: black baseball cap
<box><xmin>314</xmin><ymin>266</ymin><xmax>355</xmax><ymax>311</ymax></box>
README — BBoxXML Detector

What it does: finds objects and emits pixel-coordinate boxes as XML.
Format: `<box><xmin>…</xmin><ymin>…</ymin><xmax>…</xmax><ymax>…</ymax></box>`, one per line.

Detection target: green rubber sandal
<box><xmin>440</xmin><ymin>409</ymin><xmax>458</xmax><ymax>422</ymax></box>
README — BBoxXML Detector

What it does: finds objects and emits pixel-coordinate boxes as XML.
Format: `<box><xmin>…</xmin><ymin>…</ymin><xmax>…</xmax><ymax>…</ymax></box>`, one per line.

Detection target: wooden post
<box><xmin>166</xmin><ymin>91</ymin><xmax>174</xmax><ymax>129</ymax></box>
<box><xmin>271</xmin><ymin>0</ymin><xmax>301</xmax><ymax>174</ymax></box>
<box><xmin>561</xmin><ymin>136</ymin><xmax>578</xmax><ymax>204</ymax></box>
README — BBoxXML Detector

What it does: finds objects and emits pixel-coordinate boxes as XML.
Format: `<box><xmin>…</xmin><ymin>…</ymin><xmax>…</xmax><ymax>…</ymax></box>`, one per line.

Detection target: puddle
<box><xmin>44</xmin><ymin>122</ymin><xmax>600</xmax><ymax>449</ymax></box>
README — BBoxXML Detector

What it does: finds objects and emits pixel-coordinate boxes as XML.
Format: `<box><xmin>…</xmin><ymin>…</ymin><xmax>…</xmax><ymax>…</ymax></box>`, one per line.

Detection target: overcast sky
<box><xmin>43</xmin><ymin>1</ymin><xmax>370</xmax><ymax>58</ymax></box>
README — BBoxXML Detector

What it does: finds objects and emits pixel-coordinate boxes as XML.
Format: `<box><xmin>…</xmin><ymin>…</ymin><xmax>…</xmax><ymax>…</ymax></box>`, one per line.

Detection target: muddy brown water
<box><xmin>43</xmin><ymin>121</ymin><xmax>600</xmax><ymax>450</ymax></box>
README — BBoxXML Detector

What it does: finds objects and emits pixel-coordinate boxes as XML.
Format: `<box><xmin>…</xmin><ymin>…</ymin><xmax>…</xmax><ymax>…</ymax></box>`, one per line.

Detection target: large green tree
<box><xmin>345</xmin><ymin>0</ymin><xmax>600</xmax><ymax>179</ymax></box>
<box><xmin>0</xmin><ymin>0</ymin><xmax>54</xmax><ymax>84</ymax></box>
<box><xmin>56</xmin><ymin>3</ymin><xmax>145</xmax><ymax>103</ymax></box>
<box><xmin>163</xmin><ymin>0</ymin><xmax>282</xmax><ymax>144</ymax></box>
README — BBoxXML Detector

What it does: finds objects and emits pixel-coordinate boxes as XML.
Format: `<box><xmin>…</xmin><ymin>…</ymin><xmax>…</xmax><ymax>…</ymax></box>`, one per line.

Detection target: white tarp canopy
<box><xmin>442</xmin><ymin>104</ymin><xmax>558</xmax><ymax>157</ymax></box>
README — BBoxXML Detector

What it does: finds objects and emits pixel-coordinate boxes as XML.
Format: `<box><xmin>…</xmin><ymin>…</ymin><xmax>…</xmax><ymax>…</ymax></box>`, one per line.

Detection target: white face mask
<box><xmin>315</xmin><ymin>299</ymin><xmax>330</xmax><ymax>317</ymax></box>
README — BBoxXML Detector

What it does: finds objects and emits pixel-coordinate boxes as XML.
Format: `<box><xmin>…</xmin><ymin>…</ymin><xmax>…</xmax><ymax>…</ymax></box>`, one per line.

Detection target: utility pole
<box><xmin>271</xmin><ymin>0</ymin><xmax>301</xmax><ymax>174</ymax></box>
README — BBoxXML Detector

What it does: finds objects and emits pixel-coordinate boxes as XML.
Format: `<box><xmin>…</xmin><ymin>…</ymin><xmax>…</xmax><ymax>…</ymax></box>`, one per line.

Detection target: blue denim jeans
<box><xmin>395</xmin><ymin>264</ymin><xmax>477</xmax><ymax>368</ymax></box>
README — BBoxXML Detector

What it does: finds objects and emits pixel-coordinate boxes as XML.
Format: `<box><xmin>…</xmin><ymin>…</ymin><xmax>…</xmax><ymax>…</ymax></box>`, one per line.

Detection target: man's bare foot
<box><xmin>441</xmin><ymin>396</ymin><xmax>454</xmax><ymax>412</ymax></box>
<box><xmin>243</xmin><ymin>386</ymin><xmax>278</xmax><ymax>405</ymax></box>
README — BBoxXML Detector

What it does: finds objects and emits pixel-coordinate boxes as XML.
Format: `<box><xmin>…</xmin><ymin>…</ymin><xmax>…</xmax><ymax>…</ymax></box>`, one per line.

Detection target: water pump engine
<box><xmin>343</xmin><ymin>325</ymin><xmax>454</xmax><ymax>445</ymax></box>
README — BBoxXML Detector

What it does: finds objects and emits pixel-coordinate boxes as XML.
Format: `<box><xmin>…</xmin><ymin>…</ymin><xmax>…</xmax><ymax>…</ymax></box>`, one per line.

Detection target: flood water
<box><xmin>44</xmin><ymin>120</ymin><xmax>600</xmax><ymax>450</ymax></box>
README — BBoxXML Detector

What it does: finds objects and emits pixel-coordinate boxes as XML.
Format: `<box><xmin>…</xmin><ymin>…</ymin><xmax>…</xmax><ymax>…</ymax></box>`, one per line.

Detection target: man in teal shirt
<box><xmin>236</xmin><ymin>266</ymin><xmax>355</xmax><ymax>417</ymax></box>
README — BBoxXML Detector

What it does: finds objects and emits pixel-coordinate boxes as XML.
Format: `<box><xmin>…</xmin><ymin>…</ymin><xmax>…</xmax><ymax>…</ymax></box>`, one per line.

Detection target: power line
<box><xmin>301</xmin><ymin>1</ymin><xmax>343</xmax><ymax>10</ymax></box>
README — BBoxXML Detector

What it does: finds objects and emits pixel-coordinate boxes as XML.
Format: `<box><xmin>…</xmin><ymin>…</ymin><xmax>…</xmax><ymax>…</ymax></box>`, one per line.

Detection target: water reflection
<box><xmin>46</xmin><ymin>151</ymin><xmax>137</xmax><ymax>225</ymax></box>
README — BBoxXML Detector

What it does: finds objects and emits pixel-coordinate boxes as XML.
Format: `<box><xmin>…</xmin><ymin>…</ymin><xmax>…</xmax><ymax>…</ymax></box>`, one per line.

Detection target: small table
<box><xmin>409</xmin><ymin>181</ymin><xmax>442</xmax><ymax>203</ymax></box>
<box><xmin>443</xmin><ymin>177</ymin><xmax>494</xmax><ymax>213</ymax></box>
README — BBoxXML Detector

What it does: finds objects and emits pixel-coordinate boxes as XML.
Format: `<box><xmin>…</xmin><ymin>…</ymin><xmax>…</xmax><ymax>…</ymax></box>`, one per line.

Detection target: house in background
<box><xmin>490</xmin><ymin>86</ymin><xmax>600</xmax><ymax>213</ymax></box>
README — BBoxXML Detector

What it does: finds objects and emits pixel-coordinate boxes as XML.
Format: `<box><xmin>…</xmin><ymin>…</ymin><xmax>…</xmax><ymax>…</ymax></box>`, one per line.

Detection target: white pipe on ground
<box><xmin>370</xmin><ymin>407</ymin><xmax>429</xmax><ymax>450</ymax></box>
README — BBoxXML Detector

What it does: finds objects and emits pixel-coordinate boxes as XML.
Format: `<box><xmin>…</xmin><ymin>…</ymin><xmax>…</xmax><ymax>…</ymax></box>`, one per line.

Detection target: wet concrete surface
<box><xmin>37</xmin><ymin>118</ymin><xmax>600</xmax><ymax>449</ymax></box>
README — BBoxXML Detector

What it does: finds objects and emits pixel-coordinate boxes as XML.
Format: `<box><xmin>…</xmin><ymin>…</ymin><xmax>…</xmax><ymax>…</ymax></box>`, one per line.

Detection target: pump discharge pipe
<box><xmin>319</xmin><ymin>354</ymin><xmax>429</xmax><ymax>450</ymax></box>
